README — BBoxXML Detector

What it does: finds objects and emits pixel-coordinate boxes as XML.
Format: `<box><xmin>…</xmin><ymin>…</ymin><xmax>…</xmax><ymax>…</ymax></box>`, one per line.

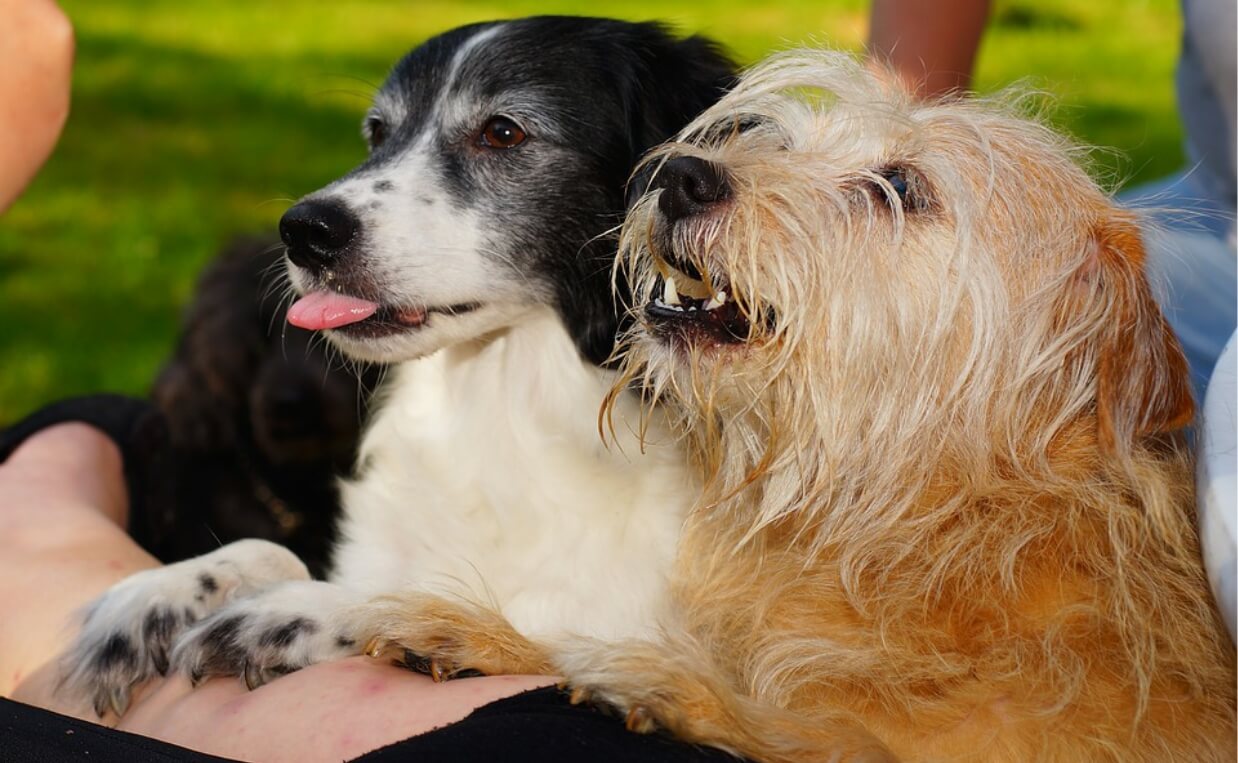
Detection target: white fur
<box><xmin>333</xmin><ymin>306</ymin><xmax>696</xmax><ymax>641</ymax></box>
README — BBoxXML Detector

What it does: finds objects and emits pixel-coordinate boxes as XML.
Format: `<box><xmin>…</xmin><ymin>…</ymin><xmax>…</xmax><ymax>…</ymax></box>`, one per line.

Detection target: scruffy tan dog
<box><xmin>363</xmin><ymin>51</ymin><xmax>1236</xmax><ymax>762</ymax></box>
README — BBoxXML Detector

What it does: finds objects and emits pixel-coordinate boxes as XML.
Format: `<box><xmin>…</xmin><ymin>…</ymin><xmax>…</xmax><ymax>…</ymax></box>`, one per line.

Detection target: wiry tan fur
<box><xmin>362</xmin><ymin>50</ymin><xmax>1235</xmax><ymax>762</ymax></box>
<box><xmin>586</xmin><ymin>50</ymin><xmax>1234</xmax><ymax>762</ymax></box>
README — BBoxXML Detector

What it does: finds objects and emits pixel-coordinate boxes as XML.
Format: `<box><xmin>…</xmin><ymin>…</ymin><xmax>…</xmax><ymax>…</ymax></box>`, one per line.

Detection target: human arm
<box><xmin>0</xmin><ymin>0</ymin><xmax>75</xmax><ymax>213</ymax></box>
<box><xmin>867</xmin><ymin>0</ymin><xmax>991</xmax><ymax>98</ymax></box>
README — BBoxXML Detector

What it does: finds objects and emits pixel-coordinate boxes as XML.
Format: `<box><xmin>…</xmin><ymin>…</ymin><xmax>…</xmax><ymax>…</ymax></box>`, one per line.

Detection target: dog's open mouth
<box><xmin>287</xmin><ymin>291</ymin><xmax>480</xmax><ymax>339</ymax></box>
<box><xmin>645</xmin><ymin>258</ymin><xmax>755</xmax><ymax>345</ymax></box>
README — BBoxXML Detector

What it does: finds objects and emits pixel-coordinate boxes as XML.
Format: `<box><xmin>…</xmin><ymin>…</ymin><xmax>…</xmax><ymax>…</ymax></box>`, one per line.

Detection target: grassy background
<box><xmin>0</xmin><ymin>0</ymin><xmax>1183</xmax><ymax>421</ymax></box>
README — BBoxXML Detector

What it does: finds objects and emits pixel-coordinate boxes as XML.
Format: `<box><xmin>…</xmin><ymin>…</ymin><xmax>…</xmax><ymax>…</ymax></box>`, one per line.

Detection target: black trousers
<box><xmin>2</xmin><ymin>687</ymin><xmax>746</xmax><ymax>762</ymax></box>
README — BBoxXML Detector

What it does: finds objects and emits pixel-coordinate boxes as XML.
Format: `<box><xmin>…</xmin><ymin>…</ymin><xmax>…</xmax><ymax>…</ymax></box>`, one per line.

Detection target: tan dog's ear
<box><xmin>1088</xmin><ymin>217</ymin><xmax>1194</xmax><ymax>451</ymax></box>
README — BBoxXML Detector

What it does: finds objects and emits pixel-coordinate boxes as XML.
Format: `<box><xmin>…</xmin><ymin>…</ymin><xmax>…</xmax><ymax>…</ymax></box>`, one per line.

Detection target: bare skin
<box><xmin>0</xmin><ymin>425</ymin><xmax>555</xmax><ymax>762</ymax></box>
<box><xmin>0</xmin><ymin>0</ymin><xmax>75</xmax><ymax>213</ymax></box>
<box><xmin>868</xmin><ymin>0</ymin><xmax>992</xmax><ymax>98</ymax></box>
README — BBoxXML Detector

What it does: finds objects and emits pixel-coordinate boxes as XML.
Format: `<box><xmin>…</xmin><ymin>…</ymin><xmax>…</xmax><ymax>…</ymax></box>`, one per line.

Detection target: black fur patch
<box><xmin>423</xmin><ymin>18</ymin><xmax>736</xmax><ymax>364</ymax></box>
<box><xmin>398</xmin><ymin>649</ymin><xmax>433</xmax><ymax>674</ymax></box>
<box><xmin>198</xmin><ymin>573</ymin><xmax>219</xmax><ymax>594</ymax></box>
<box><xmin>192</xmin><ymin>615</ymin><xmax>247</xmax><ymax>681</ymax></box>
<box><xmin>97</xmin><ymin>634</ymin><xmax>138</xmax><ymax>671</ymax></box>
<box><xmin>372</xmin><ymin>180</ymin><xmax>395</xmax><ymax>193</ymax></box>
<box><xmin>142</xmin><ymin>609</ymin><xmax>178</xmax><ymax>675</ymax></box>
<box><xmin>259</xmin><ymin>617</ymin><xmax>318</xmax><ymax>649</ymax></box>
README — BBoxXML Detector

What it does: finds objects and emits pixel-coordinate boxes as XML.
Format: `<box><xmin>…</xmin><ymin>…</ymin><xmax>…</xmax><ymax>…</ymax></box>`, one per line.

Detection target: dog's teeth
<box><xmin>704</xmin><ymin>291</ymin><xmax>728</xmax><ymax>311</ymax></box>
<box><xmin>662</xmin><ymin>277</ymin><xmax>681</xmax><ymax>306</ymax></box>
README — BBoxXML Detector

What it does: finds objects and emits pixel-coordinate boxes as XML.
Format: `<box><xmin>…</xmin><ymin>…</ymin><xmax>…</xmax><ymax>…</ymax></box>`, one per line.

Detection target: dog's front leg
<box><xmin>554</xmin><ymin>638</ymin><xmax>898</xmax><ymax>763</ymax></box>
<box><xmin>58</xmin><ymin>538</ymin><xmax>309</xmax><ymax>716</ymax></box>
<box><xmin>359</xmin><ymin>593</ymin><xmax>555</xmax><ymax>680</ymax></box>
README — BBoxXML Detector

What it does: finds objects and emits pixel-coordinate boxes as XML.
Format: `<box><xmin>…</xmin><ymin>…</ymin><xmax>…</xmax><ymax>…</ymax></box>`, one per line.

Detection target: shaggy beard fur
<box><xmin>583</xmin><ymin>50</ymin><xmax>1237</xmax><ymax>762</ymax></box>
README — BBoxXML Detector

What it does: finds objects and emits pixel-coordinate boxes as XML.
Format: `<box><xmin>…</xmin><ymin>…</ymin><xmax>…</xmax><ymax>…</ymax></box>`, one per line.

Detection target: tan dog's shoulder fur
<box><xmin>366</xmin><ymin>50</ymin><xmax>1235</xmax><ymax>762</ymax></box>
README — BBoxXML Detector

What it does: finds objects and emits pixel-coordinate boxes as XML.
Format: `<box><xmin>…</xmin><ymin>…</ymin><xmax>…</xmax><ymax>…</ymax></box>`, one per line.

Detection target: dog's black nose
<box><xmin>280</xmin><ymin>199</ymin><xmax>360</xmax><ymax>272</ymax></box>
<box><xmin>653</xmin><ymin>156</ymin><xmax>730</xmax><ymax>222</ymax></box>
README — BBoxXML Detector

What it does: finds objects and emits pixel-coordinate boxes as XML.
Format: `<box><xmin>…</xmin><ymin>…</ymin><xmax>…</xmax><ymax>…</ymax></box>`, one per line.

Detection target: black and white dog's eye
<box><xmin>364</xmin><ymin>116</ymin><xmax>387</xmax><ymax>149</ymax></box>
<box><xmin>478</xmin><ymin>116</ymin><xmax>527</xmax><ymax>149</ymax></box>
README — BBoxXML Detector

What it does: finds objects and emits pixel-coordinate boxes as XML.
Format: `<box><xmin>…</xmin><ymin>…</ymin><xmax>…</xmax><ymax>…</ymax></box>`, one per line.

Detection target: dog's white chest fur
<box><xmin>330</xmin><ymin>307</ymin><xmax>696</xmax><ymax>641</ymax></box>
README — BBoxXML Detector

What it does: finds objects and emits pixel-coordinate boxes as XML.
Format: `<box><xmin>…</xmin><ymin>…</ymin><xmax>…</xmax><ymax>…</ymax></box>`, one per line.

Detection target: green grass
<box><xmin>0</xmin><ymin>0</ymin><xmax>1182</xmax><ymax>421</ymax></box>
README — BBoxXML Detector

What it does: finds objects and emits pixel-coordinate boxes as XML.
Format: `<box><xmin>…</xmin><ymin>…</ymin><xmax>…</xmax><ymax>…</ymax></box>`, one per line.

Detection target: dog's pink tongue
<box><xmin>287</xmin><ymin>291</ymin><xmax>379</xmax><ymax>330</ymax></box>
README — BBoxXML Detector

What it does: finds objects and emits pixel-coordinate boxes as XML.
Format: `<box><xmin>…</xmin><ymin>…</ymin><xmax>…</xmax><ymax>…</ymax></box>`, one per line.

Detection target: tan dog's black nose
<box><xmin>280</xmin><ymin>199</ymin><xmax>360</xmax><ymax>272</ymax></box>
<box><xmin>654</xmin><ymin>156</ymin><xmax>730</xmax><ymax>222</ymax></box>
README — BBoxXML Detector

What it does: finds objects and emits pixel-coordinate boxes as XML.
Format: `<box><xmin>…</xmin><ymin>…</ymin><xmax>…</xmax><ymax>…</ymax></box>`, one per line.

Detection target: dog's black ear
<box><xmin>564</xmin><ymin>27</ymin><xmax>736</xmax><ymax>367</ymax></box>
<box><xmin>622</xmin><ymin>27</ymin><xmax>737</xmax><ymax>202</ymax></box>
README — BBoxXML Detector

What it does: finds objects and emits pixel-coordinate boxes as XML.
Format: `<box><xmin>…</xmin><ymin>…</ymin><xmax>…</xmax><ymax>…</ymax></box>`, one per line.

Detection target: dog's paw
<box><xmin>358</xmin><ymin>593</ymin><xmax>554</xmax><ymax>680</ymax></box>
<box><xmin>364</xmin><ymin>629</ymin><xmax>484</xmax><ymax>682</ymax></box>
<box><xmin>560</xmin><ymin>680</ymin><xmax>662</xmax><ymax>733</ymax></box>
<box><xmin>57</xmin><ymin>539</ymin><xmax>309</xmax><ymax>717</ymax></box>
<box><xmin>384</xmin><ymin>647</ymin><xmax>485</xmax><ymax>682</ymax></box>
<box><xmin>170</xmin><ymin>580</ymin><xmax>361</xmax><ymax>689</ymax></box>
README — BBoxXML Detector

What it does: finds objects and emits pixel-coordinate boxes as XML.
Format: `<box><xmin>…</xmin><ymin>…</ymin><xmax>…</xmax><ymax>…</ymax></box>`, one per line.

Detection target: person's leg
<box><xmin>0</xmin><ymin>424</ymin><xmax>555</xmax><ymax>762</ymax></box>
<box><xmin>0</xmin><ymin>423</ymin><xmax>156</xmax><ymax>700</ymax></box>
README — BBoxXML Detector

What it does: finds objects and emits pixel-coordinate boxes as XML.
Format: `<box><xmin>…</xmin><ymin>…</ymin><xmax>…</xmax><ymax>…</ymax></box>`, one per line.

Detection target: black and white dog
<box><xmin>61</xmin><ymin>17</ymin><xmax>734</xmax><ymax>714</ymax></box>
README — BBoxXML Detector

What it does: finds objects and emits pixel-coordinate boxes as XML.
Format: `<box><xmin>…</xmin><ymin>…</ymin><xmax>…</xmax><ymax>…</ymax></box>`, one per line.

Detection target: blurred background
<box><xmin>0</xmin><ymin>0</ymin><xmax>1184</xmax><ymax>421</ymax></box>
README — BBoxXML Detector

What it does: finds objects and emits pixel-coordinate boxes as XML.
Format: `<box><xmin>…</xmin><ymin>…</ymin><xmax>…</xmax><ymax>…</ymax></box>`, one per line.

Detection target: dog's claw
<box><xmin>364</xmin><ymin>637</ymin><xmax>387</xmax><ymax>659</ymax></box>
<box><xmin>151</xmin><ymin>649</ymin><xmax>170</xmax><ymax>676</ymax></box>
<box><xmin>568</xmin><ymin>686</ymin><xmax>591</xmax><ymax>706</ymax></box>
<box><xmin>108</xmin><ymin>687</ymin><xmax>130</xmax><ymax>718</ymax></box>
<box><xmin>429</xmin><ymin>659</ymin><xmax>450</xmax><ymax>683</ymax></box>
<box><xmin>243</xmin><ymin>660</ymin><xmax>262</xmax><ymax>691</ymax></box>
<box><xmin>624</xmin><ymin>704</ymin><xmax>656</xmax><ymax>734</ymax></box>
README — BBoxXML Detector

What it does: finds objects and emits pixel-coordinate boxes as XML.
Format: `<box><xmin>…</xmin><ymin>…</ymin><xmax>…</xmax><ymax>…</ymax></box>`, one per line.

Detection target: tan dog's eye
<box><xmin>880</xmin><ymin>167</ymin><xmax>909</xmax><ymax>202</ymax></box>
<box><xmin>479</xmin><ymin>116</ymin><xmax>527</xmax><ymax>149</ymax></box>
<box><xmin>868</xmin><ymin>165</ymin><xmax>931</xmax><ymax>213</ymax></box>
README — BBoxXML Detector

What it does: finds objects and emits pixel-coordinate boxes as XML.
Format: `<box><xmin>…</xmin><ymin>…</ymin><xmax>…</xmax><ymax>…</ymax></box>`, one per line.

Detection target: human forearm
<box><xmin>0</xmin><ymin>0</ymin><xmax>75</xmax><ymax>213</ymax></box>
<box><xmin>868</xmin><ymin>0</ymin><xmax>991</xmax><ymax>98</ymax></box>
<box><xmin>0</xmin><ymin>425</ymin><xmax>156</xmax><ymax>702</ymax></box>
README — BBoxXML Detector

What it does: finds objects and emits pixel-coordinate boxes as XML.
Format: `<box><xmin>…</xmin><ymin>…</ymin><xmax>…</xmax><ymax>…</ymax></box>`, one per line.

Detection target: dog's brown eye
<box><xmin>479</xmin><ymin>116</ymin><xmax>527</xmax><ymax>149</ymax></box>
<box><xmin>365</xmin><ymin>116</ymin><xmax>387</xmax><ymax>149</ymax></box>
